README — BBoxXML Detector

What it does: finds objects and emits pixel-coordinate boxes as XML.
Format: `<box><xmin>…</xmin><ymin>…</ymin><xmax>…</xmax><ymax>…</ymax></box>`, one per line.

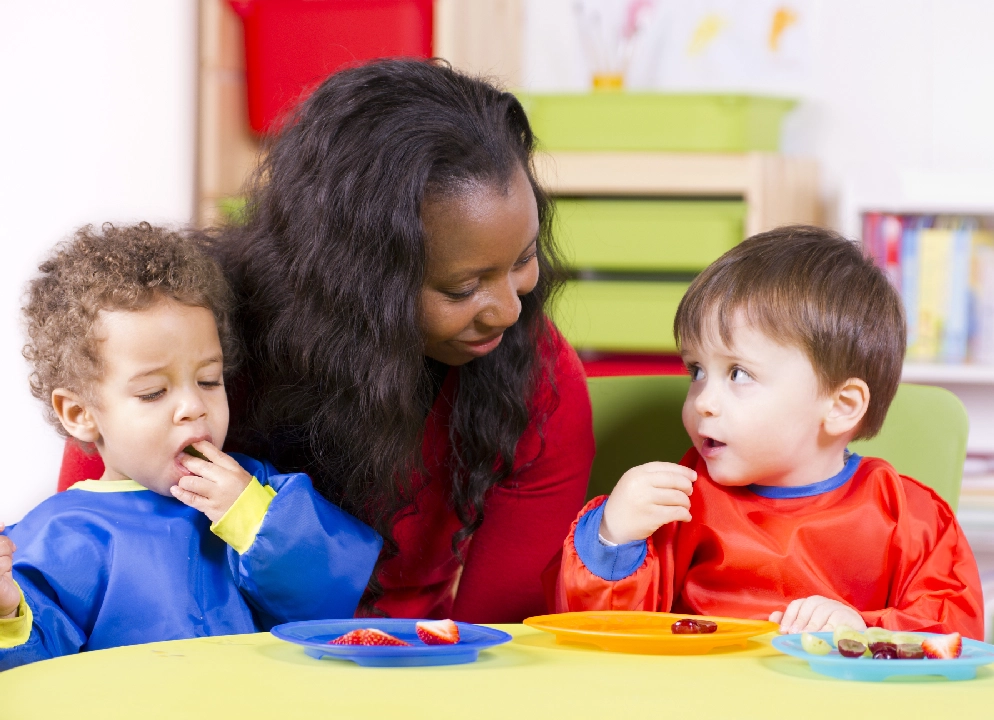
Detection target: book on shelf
<box><xmin>862</xmin><ymin>212</ymin><xmax>994</xmax><ymax>365</ymax></box>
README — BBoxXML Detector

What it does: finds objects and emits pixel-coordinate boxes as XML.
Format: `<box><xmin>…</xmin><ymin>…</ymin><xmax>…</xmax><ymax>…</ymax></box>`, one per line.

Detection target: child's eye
<box><xmin>198</xmin><ymin>380</ymin><xmax>223</xmax><ymax>389</ymax></box>
<box><xmin>730</xmin><ymin>367</ymin><xmax>753</xmax><ymax>383</ymax></box>
<box><xmin>138</xmin><ymin>390</ymin><xmax>165</xmax><ymax>402</ymax></box>
<box><xmin>686</xmin><ymin>364</ymin><xmax>705</xmax><ymax>381</ymax></box>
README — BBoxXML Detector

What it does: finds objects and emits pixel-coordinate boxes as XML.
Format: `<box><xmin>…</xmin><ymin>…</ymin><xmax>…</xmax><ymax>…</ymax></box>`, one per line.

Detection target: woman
<box><xmin>217</xmin><ymin>60</ymin><xmax>595</xmax><ymax>623</ymax></box>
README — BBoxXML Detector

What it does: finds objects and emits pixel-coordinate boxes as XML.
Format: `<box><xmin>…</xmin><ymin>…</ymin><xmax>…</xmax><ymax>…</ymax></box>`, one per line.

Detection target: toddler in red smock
<box><xmin>555</xmin><ymin>225</ymin><xmax>984</xmax><ymax>639</ymax></box>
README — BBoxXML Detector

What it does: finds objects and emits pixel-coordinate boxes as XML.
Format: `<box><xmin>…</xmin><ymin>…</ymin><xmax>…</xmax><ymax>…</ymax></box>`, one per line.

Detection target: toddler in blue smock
<box><xmin>0</xmin><ymin>223</ymin><xmax>381</xmax><ymax>670</ymax></box>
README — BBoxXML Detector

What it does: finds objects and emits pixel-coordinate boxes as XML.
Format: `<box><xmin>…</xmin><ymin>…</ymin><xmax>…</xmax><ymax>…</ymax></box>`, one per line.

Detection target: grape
<box><xmin>864</xmin><ymin>627</ymin><xmax>893</xmax><ymax>644</ymax></box>
<box><xmin>869</xmin><ymin>641</ymin><xmax>898</xmax><ymax>655</ymax></box>
<box><xmin>697</xmin><ymin>620</ymin><xmax>718</xmax><ymax>634</ymax></box>
<box><xmin>671</xmin><ymin>619</ymin><xmax>702</xmax><ymax>634</ymax></box>
<box><xmin>897</xmin><ymin>643</ymin><xmax>925</xmax><ymax>659</ymax></box>
<box><xmin>872</xmin><ymin>646</ymin><xmax>898</xmax><ymax>660</ymax></box>
<box><xmin>801</xmin><ymin>632</ymin><xmax>832</xmax><ymax>655</ymax></box>
<box><xmin>837</xmin><ymin>639</ymin><xmax>868</xmax><ymax>658</ymax></box>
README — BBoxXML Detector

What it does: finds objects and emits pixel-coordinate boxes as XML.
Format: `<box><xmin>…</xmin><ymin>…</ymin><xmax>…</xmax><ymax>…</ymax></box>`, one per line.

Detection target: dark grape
<box><xmin>837</xmin><ymin>639</ymin><xmax>867</xmax><ymax>658</ymax></box>
<box><xmin>697</xmin><ymin>620</ymin><xmax>718</xmax><ymax>634</ymax></box>
<box><xmin>869</xmin><ymin>641</ymin><xmax>898</xmax><ymax>656</ymax></box>
<box><xmin>897</xmin><ymin>643</ymin><xmax>925</xmax><ymax>660</ymax></box>
<box><xmin>671</xmin><ymin>619</ymin><xmax>702</xmax><ymax>634</ymax></box>
<box><xmin>873</xmin><ymin>646</ymin><xmax>898</xmax><ymax>659</ymax></box>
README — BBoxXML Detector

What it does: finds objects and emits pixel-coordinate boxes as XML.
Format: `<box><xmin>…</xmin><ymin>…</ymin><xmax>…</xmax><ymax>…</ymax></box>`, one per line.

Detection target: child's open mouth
<box><xmin>701</xmin><ymin>437</ymin><xmax>727</xmax><ymax>458</ymax></box>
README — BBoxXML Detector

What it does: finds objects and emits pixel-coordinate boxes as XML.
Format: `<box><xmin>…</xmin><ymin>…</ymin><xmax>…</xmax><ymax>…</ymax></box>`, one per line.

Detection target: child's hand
<box><xmin>170</xmin><ymin>442</ymin><xmax>254</xmax><ymax>523</ymax></box>
<box><xmin>770</xmin><ymin>595</ymin><xmax>867</xmax><ymax>634</ymax></box>
<box><xmin>0</xmin><ymin>525</ymin><xmax>20</xmax><ymax>619</ymax></box>
<box><xmin>599</xmin><ymin>462</ymin><xmax>697</xmax><ymax>545</ymax></box>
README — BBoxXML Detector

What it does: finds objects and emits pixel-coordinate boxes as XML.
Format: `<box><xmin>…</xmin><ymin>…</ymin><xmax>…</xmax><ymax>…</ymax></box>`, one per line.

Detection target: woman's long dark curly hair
<box><xmin>212</xmin><ymin>60</ymin><xmax>566</xmax><ymax>604</ymax></box>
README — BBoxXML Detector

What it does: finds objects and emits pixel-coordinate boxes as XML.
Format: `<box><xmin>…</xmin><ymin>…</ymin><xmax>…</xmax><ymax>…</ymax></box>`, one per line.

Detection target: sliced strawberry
<box><xmin>415</xmin><ymin>619</ymin><xmax>460</xmax><ymax>645</ymax></box>
<box><xmin>922</xmin><ymin>632</ymin><xmax>962</xmax><ymax>660</ymax></box>
<box><xmin>329</xmin><ymin>628</ymin><xmax>411</xmax><ymax>647</ymax></box>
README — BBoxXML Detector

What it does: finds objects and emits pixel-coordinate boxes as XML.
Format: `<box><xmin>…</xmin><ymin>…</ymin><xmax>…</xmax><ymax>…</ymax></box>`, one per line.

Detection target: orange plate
<box><xmin>523</xmin><ymin>611</ymin><xmax>778</xmax><ymax>655</ymax></box>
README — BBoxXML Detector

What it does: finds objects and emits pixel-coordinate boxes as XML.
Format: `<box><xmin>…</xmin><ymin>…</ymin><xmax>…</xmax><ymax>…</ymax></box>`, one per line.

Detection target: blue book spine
<box><xmin>900</xmin><ymin>222</ymin><xmax>921</xmax><ymax>352</ymax></box>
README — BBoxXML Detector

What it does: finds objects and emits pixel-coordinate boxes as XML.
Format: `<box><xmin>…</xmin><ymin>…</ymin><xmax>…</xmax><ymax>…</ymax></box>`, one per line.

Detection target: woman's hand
<box><xmin>0</xmin><ymin>526</ymin><xmax>20</xmax><ymax>619</ymax></box>
<box><xmin>170</xmin><ymin>442</ymin><xmax>254</xmax><ymax>523</ymax></box>
<box><xmin>599</xmin><ymin>462</ymin><xmax>697</xmax><ymax>545</ymax></box>
<box><xmin>770</xmin><ymin>595</ymin><xmax>867</xmax><ymax>634</ymax></box>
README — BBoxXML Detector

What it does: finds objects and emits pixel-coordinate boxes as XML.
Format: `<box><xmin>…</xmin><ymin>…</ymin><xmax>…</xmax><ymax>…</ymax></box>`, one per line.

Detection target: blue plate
<box><xmin>271</xmin><ymin>619</ymin><xmax>513</xmax><ymax>667</ymax></box>
<box><xmin>772</xmin><ymin>631</ymin><xmax>994</xmax><ymax>681</ymax></box>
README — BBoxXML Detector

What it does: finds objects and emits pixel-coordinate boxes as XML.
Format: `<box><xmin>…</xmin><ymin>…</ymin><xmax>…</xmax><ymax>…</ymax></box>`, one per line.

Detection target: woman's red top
<box><xmin>57</xmin><ymin>332</ymin><xmax>595</xmax><ymax>624</ymax></box>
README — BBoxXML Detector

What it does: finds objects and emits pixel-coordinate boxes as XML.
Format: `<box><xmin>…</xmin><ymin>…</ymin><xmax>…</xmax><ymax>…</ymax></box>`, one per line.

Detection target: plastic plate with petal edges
<box><xmin>772</xmin><ymin>632</ymin><xmax>994</xmax><ymax>681</ymax></box>
<box><xmin>271</xmin><ymin>619</ymin><xmax>512</xmax><ymax>667</ymax></box>
<box><xmin>523</xmin><ymin>611</ymin><xmax>777</xmax><ymax>654</ymax></box>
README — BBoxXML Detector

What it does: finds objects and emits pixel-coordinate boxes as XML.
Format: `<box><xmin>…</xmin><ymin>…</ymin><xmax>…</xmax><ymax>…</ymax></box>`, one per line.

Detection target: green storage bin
<box><xmin>551</xmin><ymin>280</ymin><xmax>689</xmax><ymax>352</ymax></box>
<box><xmin>554</xmin><ymin>199</ymin><xmax>745</xmax><ymax>272</ymax></box>
<box><xmin>519</xmin><ymin>93</ymin><xmax>795</xmax><ymax>152</ymax></box>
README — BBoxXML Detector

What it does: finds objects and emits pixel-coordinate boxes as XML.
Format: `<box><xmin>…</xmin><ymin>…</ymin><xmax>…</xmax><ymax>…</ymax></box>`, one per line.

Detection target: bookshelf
<box><xmin>857</xmin><ymin>204</ymin><xmax>994</xmax><ymax>455</ymax></box>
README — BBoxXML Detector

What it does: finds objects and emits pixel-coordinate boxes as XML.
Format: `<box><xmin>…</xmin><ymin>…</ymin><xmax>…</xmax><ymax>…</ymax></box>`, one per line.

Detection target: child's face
<box><xmin>85</xmin><ymin>297</ymin><xmax>229</xmax><ymax>495</ymax></box>
<box><xmin>680</xmin><ymin>312</ymin><xmax>836</xmax><ymax>487</ymax></box>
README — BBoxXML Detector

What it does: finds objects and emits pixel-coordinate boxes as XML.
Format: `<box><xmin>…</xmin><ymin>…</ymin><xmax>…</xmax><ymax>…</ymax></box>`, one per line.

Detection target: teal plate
<box><xmin>772</xmin><ymin>632</ymin><xmax>994</xmax><ymax>681</ymax></box>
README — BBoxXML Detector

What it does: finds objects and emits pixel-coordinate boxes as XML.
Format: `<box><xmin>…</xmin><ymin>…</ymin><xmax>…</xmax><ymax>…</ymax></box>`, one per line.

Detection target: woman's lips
<box><xmin>460</xmin><ymin>333</ymin><xmax>503</xmax><ymax>356</ymax></box>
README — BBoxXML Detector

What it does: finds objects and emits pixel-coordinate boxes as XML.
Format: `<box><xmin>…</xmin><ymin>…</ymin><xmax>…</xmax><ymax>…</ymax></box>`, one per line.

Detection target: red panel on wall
<box><xmin>229</xmin><ymin>0</ymin><xmax>434</xmax><ymax>134</ymax></box>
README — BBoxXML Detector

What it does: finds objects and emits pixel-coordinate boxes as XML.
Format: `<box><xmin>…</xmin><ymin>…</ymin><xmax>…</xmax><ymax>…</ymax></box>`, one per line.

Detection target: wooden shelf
<box><xmin>534</xmin><ymin>151</ymin><xmax>821</xmax><ymax>236</ymax></box>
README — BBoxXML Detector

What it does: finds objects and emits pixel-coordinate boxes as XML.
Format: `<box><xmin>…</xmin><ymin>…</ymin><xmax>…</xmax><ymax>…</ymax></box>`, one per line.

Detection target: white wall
<box><xmin>525</xmin><ymin>0</ymin><xmax>994</xmax><ymax>231</ymax></box>
<box><xmin>0</xmin><ymin>0</ymin><xmax>198</xmax><ymax>523</ymax></box>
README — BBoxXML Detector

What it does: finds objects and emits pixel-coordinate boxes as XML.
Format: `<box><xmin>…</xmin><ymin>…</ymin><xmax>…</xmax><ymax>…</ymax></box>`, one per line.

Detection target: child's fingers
<box><xmin>648</xmin><ymin>487</ymin><xmax>692</xmax><ymax>509</ymax></box>
<box><xmin>647</xmin><ymin>474</ymin><xmax>695</xmax><ymax>496</ymax></box>
<box><xmin>0</xmin><ymin>535</ymin><xmax>14</xmax><ymax>556</ymax></box>
<box><xmin>0</xmin><ymin>555</ymin><xmax>11</xmax><ymax>574</ymax></box>
<box><xmin>804</xmin><ymin>601</ymin><xmax>838</xmax><ymax>632</ymax></box>
<box><xmin>788</xmin><ymin>596</ymin><xmax>826</xmax><ymax>633</ymax></box>
<box><xmin>175</xmin><ymin>474</ymin><xmax>217</xmax><ymax>500</ymax></box>
<box><xmin>187</xmin><ymin>441</ymin><xmax>244</xmax><ymax>473</ymax></box>
<box><xmin>640</xmin><ymin>462</ymin><xmax>697</xmax><ymax>482</ymax></box>
<box><xmin>170</xmin><ymin>484</ymin><xmax>210</xmax><ymax>511</ymax></box>
<box><xmin>778</xmin><ymin>598</ymin><xmax>804</xmax><ymax>632</ymax></box>
<box><xmin>769</xmin><ymin>610</ymin><xmax>784</xmax><ymax>624</ymax></box>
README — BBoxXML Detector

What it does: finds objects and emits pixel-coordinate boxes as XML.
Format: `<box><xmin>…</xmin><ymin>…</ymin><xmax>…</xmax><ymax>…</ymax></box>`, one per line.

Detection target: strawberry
<box><xmin>415</xmin><ymin>619</ymin><xmax>460</xmax><ymax>645</ymax></box>
<box><xmin>328</xmin><ymin>628</ymin><xmax>411</xmax><ymax>646</ymax></box>
<box><xmin>922</xmin><ymin>632</ymin><xmax>962</xmax><ymax>660</ymax></box>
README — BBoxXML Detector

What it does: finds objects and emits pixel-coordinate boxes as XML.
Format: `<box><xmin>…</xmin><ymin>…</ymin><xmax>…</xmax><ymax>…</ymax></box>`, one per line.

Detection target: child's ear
<box><xmin>824</xmin><ymin>378</ymin><xmax>870</xmax><ymax>438</ymax></box>
<box><xmin>52</xmin><ymin>388</ymin><xmax>100</xmax><ymax>444</ymax></box>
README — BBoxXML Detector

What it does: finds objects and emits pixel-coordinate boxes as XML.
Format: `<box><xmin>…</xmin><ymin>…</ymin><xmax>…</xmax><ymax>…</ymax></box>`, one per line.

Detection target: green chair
<box><xmin>587</xmin><ymin>376</ymin><xmax>969</xmax><ymax>510</ymax></box>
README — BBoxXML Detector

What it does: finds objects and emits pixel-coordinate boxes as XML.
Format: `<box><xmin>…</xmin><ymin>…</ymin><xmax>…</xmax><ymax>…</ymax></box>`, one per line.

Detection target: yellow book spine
<box><xmin>911</xmin><ymin>229</ymin><xmax>953</xmax><ymax>360</ymax></box>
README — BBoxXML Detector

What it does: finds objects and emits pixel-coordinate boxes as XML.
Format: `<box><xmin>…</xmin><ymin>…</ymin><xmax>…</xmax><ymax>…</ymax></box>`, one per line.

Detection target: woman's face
<box><xmin>420</xmin><ymin>165</ymin><xmax>541</xmax><ymax>366</ymax></box>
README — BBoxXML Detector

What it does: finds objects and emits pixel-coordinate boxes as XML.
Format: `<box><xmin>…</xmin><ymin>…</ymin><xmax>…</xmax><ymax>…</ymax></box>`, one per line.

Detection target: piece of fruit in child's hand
<box><xmin>921</xmin><ymin>632</ymin><xmax>962</xmax><ymax>660</ymax></box>
<box><xmin>837</xmin><ymin>638</ymin><xmax>868</xmax><ymax>658</ymax></box>
<box><xmin>329</xmin><ymin>629</ymin><xmax>411</xmax><ymax>646</ymax></box>
<box><xmin>184</xmin><ymin>445</ymin><xmax>209</xmax><ymax>461</ymax></box>
<box><xmin>800</xmin><ymin>632</ymin><xmax>832</xmax><ymax>655</ymax></box>
<box><xmin>415</xmin><ymin>619</ymin><xmax>460</xmax><ymax>645</ymax></box>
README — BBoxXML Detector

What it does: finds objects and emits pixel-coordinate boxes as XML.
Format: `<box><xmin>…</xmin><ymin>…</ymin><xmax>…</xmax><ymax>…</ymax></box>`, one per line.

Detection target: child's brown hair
<box><xmin>674</xmin><ymin>225</ymin><xmax>906</xmax><ymax>439</ymax></box>
<box><xmin>22</xmin><ymin>222</ymin><xmax>239</xmax><ymax>434</ymax></box>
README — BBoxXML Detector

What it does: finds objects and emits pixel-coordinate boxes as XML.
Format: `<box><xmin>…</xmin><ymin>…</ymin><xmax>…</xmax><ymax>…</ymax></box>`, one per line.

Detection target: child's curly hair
<box><xmin>23</xmin><ymin>222</ymin><xmax>240</xmax><ymax>434</ymax></box>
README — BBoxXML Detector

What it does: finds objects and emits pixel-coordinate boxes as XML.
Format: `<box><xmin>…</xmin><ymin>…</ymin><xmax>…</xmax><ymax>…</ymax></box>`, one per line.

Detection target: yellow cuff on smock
<box><xmin>0</xmin><ymin>581</ymin><xmax>33</xmax><ymax>648</ymax></box>
<box><xmin>210</xmin><ymin>478</ymin><xmax>276</xmax><ymax>554</ymax></box>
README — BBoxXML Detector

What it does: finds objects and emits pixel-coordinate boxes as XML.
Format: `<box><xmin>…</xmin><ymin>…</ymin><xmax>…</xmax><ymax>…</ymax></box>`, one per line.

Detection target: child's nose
<box><xmin>693</xmin><ymin>381</ymin><xmax>719</xmax><ymax>416</ymax></box>
<box><xmin>175</xmin><ymin>389</ymin><xmax>208</xmax><ymax>423</ymax></box>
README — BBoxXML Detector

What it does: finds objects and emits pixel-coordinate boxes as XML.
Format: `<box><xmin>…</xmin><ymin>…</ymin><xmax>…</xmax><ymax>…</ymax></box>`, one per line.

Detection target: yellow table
<box><xmin>1</xmin><ymin>626</ymin><xmax>992</xmax><ymax>719</ymax></box>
